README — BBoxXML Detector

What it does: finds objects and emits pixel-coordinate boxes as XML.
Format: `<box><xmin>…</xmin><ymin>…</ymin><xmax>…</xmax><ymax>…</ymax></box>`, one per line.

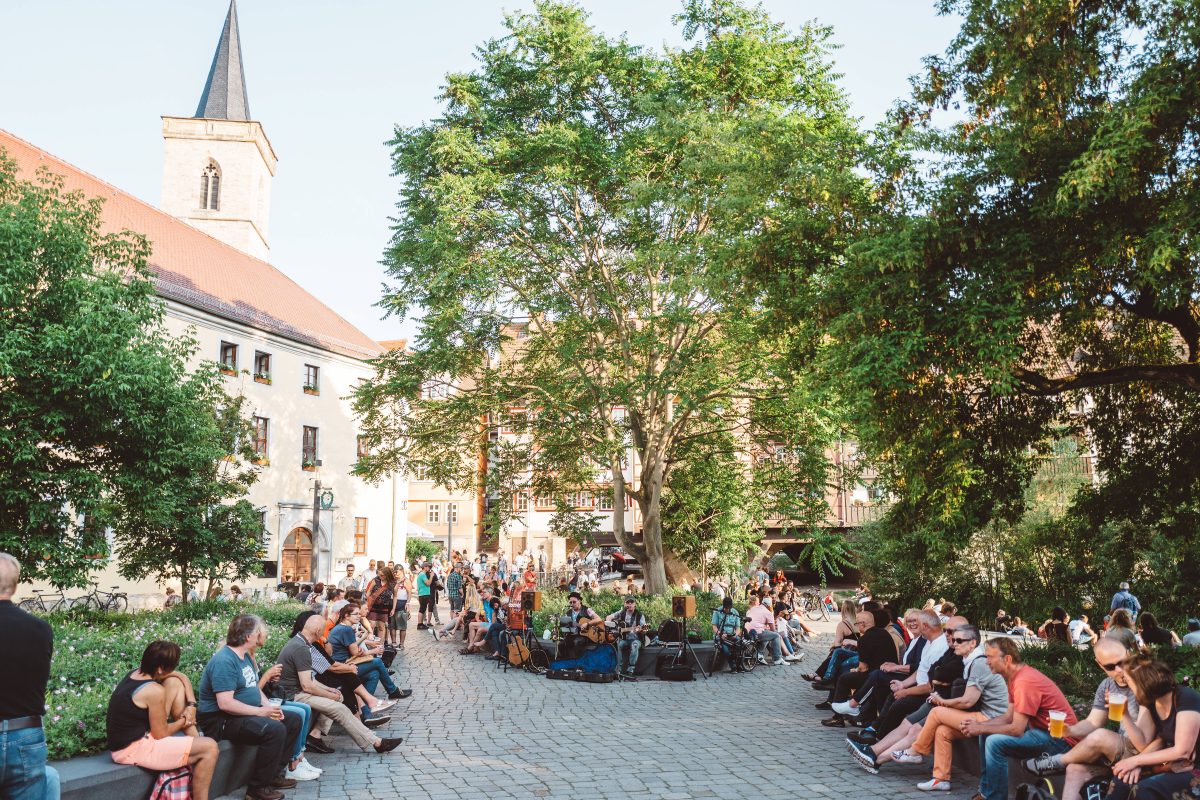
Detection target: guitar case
<box><xmin>546</xmin><ymin>668</ymin><xmax>616</xmax><ymax>683</ymax></box>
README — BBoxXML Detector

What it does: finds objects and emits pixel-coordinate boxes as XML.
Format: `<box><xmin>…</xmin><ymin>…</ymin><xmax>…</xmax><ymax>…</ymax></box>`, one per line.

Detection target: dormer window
<box><xmin>200</xmin><ymin>162</ymin><xmax>221</xmax><ymax>211</ymax></box>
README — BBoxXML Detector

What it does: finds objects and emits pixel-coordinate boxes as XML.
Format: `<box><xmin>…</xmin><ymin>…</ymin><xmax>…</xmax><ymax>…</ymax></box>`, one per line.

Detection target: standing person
<box><xmin>1110</xmin><ymin>581</ymin><xmax>1142</xmax><ymax>621</ymax></box>
<box><xmin>445</xmin><ymin>561</ymin><xmax>464</xmax><ymax>625</ymax></box>
<box><xmin>360</xmin><ymin>560</ymin><xmax>377</xmax><ymax>587</ymax></box>
<box><xmin>196</xmin><ymin>615</ymin><xmax>303</xmax><ymax>800</ymax></box>
<box><xmin>960</xmin><ymin>637</ymin><xmax>1079</xmax><ymax>800</ymax></box>
<box><xmin>0</xmin><ymin>553</ymin><xmax>59</xmax><ymax>800</ymax></box>
<box><xmin>363</xmin><ymin>567</ymin><xmax>397</xmax><ymax>642</ymax></box>
<box><xmin>497</xmin><ymin>553</ymin><xmax>508</xmax><ymax>585</ymax></box>
<box><xmin>415</xmin><ymin>563</ymin><xmax>434</xmax><ymax>630</ymax></box>
<box><xmin>337</xmin><ymin>564</ymin><xmax>361</xmax><ymax>593</ymax></box>
<box><xmin>427</xmin><ymin>563</ymin><xmax>443</xmax><ymax>626</ymax></box>
<box><xmin>1106</xmin><ymin>655</ymin><xmax>1200</xmax><ymax>799</ymax></box>
<box><xmin>389</xmin><ymin>567</ymin><xmax>411</xmax><ymax>649</ymax></box>
<box><xmin>107</xmin><ymin>642</ymin><xmax>220</xmax><ymax>799</ymax></box>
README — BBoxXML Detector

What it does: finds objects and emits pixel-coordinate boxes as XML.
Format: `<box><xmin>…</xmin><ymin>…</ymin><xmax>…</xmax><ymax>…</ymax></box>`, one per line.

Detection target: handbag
<box><xmin>148</xmin><ymin>767</ymin><xmax>192</xmax><ymax>800</ymax></box>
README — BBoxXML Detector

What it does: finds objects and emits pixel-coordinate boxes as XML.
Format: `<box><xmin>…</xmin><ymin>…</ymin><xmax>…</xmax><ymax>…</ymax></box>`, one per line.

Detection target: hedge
<box><xmin>42</xmin><ymin>600</ymin><xmax>305</xmax><ymax>760</ymax></box>
<box><xmin>529</xmin><ymin>588</ymin><xmax>724</xmax><ymax>640</ymax></box>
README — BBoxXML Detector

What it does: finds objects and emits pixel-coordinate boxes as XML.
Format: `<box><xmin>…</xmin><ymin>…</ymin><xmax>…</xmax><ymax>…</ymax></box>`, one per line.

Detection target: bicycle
<box><xmin>74</xmin><ymin>583</ymin><xmax>129</xmax><ymax>612</ymax></box>
<box><xmin>17</xmin><ymin>589</ymin><xmax>75</xmax><ymax>614</ymax></box>
<box><xmin>716</xmin><ymin>633</ymin><xmax>757</xmax><ymax>673</ymax></box>
<box><xmin>799</xmin><ymin>590</ymin><xmax>829</xmax><ymax>622</ymax></box>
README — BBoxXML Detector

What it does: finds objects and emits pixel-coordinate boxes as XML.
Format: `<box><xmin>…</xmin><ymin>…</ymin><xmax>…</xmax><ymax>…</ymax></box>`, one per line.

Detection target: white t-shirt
<box><xmin>1182</xmin><ymin>630</ymin><xmax>1200</xmax><ymax>647</ymax></box>
<box><xmin>914</xmin><ymin>633</ymin><xmax>949</xmax><ymax>685</ymax></box>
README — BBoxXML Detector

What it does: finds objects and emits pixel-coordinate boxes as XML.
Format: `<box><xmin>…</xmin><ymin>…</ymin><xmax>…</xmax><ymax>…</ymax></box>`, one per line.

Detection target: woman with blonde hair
<box><xmin>803</xmin><ymin>599</ymin><xmax>860</xmax><ymax>684</ymax></box>
<box><xmin>435</xmin><ymin>579</ymin><xmax>482</xmax><ymax>642</ymax></box>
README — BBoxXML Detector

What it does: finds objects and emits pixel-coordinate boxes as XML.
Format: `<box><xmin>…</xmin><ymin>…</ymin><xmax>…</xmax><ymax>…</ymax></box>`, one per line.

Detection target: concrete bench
<box><xmin>949</xmin><ymin>739</ymin><xmax>1067</xmax><ymax>797</ymax></box>
<box><xmin>530</xmin><ymin>639</ymin><xmax>719</xmax><ymax>678</ymax></box>
<box><xmin>54</xmin><ymin>740</ymin><xmax>257</xmax><ymax>800</ymax></box>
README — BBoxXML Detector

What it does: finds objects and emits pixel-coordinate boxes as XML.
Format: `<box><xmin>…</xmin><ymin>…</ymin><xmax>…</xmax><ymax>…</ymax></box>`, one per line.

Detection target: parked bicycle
<box><xmin>17</xmin><ymin>589</ymin><xmax>76</xmax><ymax>614</ymax></box>
<box><xmin>798</xmin><ymin>590</ymin><xmax>829</xmax><ymax>622</ymax></box>
<box><xmin>73</xmin><ymin>583</ymin><xmax>129</xmax><ymax>612</ymax></box>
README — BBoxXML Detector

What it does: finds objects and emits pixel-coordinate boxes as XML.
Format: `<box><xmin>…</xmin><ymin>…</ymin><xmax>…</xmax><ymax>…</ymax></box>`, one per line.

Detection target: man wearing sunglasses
<box><xmin>1022</xmin><ymin>637</ymin><xmax>1146</xmax><ymax>800</ymax></box>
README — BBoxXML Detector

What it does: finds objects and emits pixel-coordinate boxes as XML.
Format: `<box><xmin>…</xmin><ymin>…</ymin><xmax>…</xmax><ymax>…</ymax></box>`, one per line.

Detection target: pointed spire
<box><xmin>195</xmin><ymin>0</ymin><xmax>251</xmax><ymax>121</ymax></box>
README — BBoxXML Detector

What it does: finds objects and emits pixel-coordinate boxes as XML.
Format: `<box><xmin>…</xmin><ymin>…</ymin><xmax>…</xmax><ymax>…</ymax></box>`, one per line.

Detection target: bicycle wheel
<box><xmin>73</xmin><ymin>595</ymin><xmax>100</xmax><ymax>611</ymax></box>
<box><xmin>17</xmin><ymin>598</ymin><xmax>38</xmax><ymax>612</ymax></box>
<box><xmin>804</xmin><ymin>595</ymin><xmax>824</xmax><ymax>621</ymax></box>
<box><xmin>738</xmin><ymin>645</ymin><xmax>757</xmax><ymax>673</ymax></box>
<box><xmin>525</xmin><ymin>639</ymin><xmax>550</xmax><ymax>675</ymax></box>
<box><xmin>106</xmin><ymin>595</ymin><xmax>129</xmax><ymax>613</ymax></box>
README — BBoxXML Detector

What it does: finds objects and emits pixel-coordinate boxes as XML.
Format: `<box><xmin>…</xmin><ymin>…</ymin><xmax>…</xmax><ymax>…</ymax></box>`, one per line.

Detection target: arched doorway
<box><xmin>281</xmin><ymin>527</ymin><xmax>313</xmax><ymax>582</ymax></box>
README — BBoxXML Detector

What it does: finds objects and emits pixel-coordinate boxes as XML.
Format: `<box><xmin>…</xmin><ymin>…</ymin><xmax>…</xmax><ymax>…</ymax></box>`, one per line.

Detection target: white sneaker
<box><xmin>299</xmin><ymin>757</ymin><xmax>322</xmax><ymax>775</ymax></box>
<box><xmin>831</xmin><ymin>700</ymin><xmax>860</xmax><ymax>716</ymax></box>
<box><xmin>373</xmin><ymin>699</ymin><xmax>397</xmax><ymax>713</ymax></box>
<box><xmin>431</xmin><ymin>629</ymin><xmax>441</xmax><ymax>641</ymax></box>
<box><xmin>917</xmin><ymin>778</ymin><xmax>951</xmax><ymax>791</ymax></box>
<box><xmin>892</xmin><ymin>749</ymin><xmax>924</xmax><ymax>764</ymax></box>
<box><xmin>771</xmin><ymin>658</ymin><xmax>788</xmax><ymax>666</ymax></box>
<box><xmin>757</xmin><ymin>654</ymin><xmax>768</xmax><ymax>664</ymax></box>
<box><xmin>784</xmin><ymin>653</ymin><xmax>803</xmax><ymax>662</ymax></box>
<box><xmin>286</xmin><ymin>762</ymin><xmax>321</xmax><ymax>781</ymax></box>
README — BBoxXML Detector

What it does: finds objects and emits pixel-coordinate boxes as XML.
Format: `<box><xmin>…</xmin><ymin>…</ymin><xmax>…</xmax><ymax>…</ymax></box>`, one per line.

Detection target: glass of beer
<box><xmin>1048</xmin><ymin>710</ymin><xmax>1067</xmax><ymax>738</ymax></box>
<box><xmin>1108</xmin><ymin>694</ymin><xmax>1126</xmax><ymax>723</ymax></box>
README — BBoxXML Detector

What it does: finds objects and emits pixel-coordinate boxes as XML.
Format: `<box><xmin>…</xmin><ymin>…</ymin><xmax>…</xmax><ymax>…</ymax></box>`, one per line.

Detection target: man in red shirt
<box><xmin>960</xmin><ymin>637</ymin><xmax>1078</xmax><ymax>800</ymax></box>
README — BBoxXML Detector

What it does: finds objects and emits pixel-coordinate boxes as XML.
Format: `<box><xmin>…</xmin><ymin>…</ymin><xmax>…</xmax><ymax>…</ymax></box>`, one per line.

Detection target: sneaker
<box><xmin>846</xmin><ymin>740</ymin><xmax>879</xmax><ymax>774</ymax></box>
<box><xmin>821</xmin><ymin>715</ymin><xmax>846</xmax><ymax>728</ymax></box>
<box><xmin>917</xmin><ymin>778</ymin><xmax>951</xmax><ymax>792</ymax></box>
<box><xmin>832</xmin><ymin>700</ymin><xmax>860</xmax><ymax>717</ymax></box>
<box><xmin>363</xmin><ymin>714</ymin><xmax>392</xmax><ymax>729</ymax></box>
<box><xmin>298</xmin><ymin>757</ymin><xmax>322</xmax><ymax>775</ymax></box>
<box><xmin>284</xmin><ymin>763</ymin><xmax>320</xmax><ymax>782</ymax></box>
<box><xmin>892</xmin><ymin>749</ymin><xmax>923</xmax><ymax>764</ymax></box>
<box><xmin>1023</xmin><ymin>752</ymin><xmax>1064</xmax><ymax>776</ymax></box>
<box><xmin>814</xmin><ymin>700</ymin><xmax>833</xmax><ymax>710</ymax></box>
<box><xmin>431</xmin><ymin>629</ymin><xmax>441</xmax><ymax>641</ymax></box>
<box><xmin>388</xmin><ymin>688</ymin><xmax>413</xmax><ymax>699</ymax></box>
<box><xmin>757</xmin><ymin>654</ymin><xmax>768</xmax><ymax>665</ymax></box>
<box><xmin>784</xmin><ymin>653</ymin><xmax>803</xmax><ymax>662</ymax></box>
<box><xmin>372</xmin><ymin>699</ymin><xmax>397</xmax><ymax>713</ymax></box>
<box><xmin>848</xmin><ymin>728</ymin><xmax>878</xmax><ymax>745</ymax></box>
<box><xmin>771</xmin><ymin>658</ymin><xmax>787</xmax><ymax>665</ymax></box>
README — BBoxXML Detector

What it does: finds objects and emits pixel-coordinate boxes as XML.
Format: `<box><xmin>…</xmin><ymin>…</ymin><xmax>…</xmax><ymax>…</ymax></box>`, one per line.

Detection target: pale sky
<box><xmin>1</xmin><ymin>1</ymin><xmax>960</xmax><ymax>343</ymax></box>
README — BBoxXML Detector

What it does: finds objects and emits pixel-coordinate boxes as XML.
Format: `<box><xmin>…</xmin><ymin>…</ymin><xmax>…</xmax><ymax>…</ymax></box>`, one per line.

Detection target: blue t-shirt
<box><xmin>328</xmin><ymin>624</ymin><xmax>357</xmax><ymax>662</ymax></box>
<box><xmin>198</xmin><ymin>647</ymin><xmax>261</xmax><ymax>714</ymax></box>
<box><xmin>416</xmin><ymin>572</ymin><xmax>432</xmax><ymax>597</ymax></box>
<box><xmin>712</xmin><ymin>608</ymin><xmax>741</xmax><ymax>636</ymax></box>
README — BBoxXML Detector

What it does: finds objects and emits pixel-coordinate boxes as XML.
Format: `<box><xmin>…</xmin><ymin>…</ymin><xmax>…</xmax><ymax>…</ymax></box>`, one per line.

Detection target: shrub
<box><xmin>43</xmin><ymin>601</ymin><xmax>306</xmax><ymax>760</ymax></box>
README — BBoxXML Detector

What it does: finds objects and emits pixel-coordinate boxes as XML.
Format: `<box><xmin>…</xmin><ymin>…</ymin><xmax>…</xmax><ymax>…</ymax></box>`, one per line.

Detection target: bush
<box><xmin>405</xmin><ymin>539</ymin><xmax>440</xmax><ymax>564</ymax></box>
<box><xmin>43</xmin><ymin>601</ymin><xmax>306</xmax><ymax>760</ymax></box>
<box><xmin>530</xmin><ymin>588</ymin><xmax>725</xmax><ymax>641</ymax></box>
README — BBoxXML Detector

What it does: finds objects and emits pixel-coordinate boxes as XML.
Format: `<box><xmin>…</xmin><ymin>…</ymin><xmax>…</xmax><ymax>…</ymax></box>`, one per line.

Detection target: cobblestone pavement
<box><xmin>235</xmin><ymin>608</ymin><xmax>983</xmax><ymax>800</ymax></box>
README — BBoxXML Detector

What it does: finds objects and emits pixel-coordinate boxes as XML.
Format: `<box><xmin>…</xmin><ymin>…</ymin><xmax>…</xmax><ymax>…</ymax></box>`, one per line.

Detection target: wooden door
<box><xmin>282</xmin><ymin>527</ymin><xmax>313</xmax><ymax>582</ymax></box>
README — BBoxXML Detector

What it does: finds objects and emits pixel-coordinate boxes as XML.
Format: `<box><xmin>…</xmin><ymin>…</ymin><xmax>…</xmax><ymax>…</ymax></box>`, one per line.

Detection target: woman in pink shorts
<box><xmin>107</xmin><ymin>641</ymin><xmax>220</xmax><ymax>800</ymax></box>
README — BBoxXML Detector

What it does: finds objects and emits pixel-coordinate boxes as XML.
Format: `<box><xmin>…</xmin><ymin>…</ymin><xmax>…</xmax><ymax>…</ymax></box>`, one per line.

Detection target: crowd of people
<box><xmin>803</xmin><ymin>584</ymin><xmax>1200</xmax><ymax>800</ymax></box>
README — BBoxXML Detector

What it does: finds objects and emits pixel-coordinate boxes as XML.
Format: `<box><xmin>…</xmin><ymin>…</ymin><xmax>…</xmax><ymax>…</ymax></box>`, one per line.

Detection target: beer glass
<box><xmin>1048</xmin><ymin>710</ymin><xmax>1067</xmax><ymax>738</ymax></box>
<box><xmin>1108</xmin><ymin>694</ymin><xmax>1126</xmax><ymax>723</ymax></box>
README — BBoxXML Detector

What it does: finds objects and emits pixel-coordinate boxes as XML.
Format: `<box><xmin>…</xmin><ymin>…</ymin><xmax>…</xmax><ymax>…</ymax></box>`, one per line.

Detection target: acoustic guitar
<box><xmin>578</xmin><ymin>616</ymin><xmax>607</xmax><ymax>644</ymax></box>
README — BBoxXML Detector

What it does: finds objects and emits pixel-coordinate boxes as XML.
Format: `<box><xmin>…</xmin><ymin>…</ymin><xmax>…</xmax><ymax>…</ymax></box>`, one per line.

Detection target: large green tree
<box><xmin>817</xmin><ymin>0</ymin><xmax>1200</xmax><ymax>571</ymax></box>
<box><xmin>356</xmin><ymin>0</ymin><xmax>864</xmax><ymax>591</ymax></box>
<box><xmin>0</xmin><ymin>153</ymin><xmax>265</xmax><ymax>590</ymax></box>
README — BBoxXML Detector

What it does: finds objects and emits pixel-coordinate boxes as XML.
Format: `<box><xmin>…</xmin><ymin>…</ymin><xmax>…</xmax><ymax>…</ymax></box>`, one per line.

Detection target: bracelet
<box><xmin>186</xmin><ymin>701</ymin><xmax>198</xmax><ymax>707</ymax></box>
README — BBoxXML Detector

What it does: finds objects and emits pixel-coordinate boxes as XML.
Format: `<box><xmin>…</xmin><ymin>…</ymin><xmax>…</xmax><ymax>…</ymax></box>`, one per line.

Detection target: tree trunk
<box><xmin>639</xmin><ymin>464</ymin><xmax>669</xmax><ymax>594</ymax></box>
<box><xmin>180</xmin><ymin>561</ymin><xmax>191</xmax><ymax>604</ymax></box>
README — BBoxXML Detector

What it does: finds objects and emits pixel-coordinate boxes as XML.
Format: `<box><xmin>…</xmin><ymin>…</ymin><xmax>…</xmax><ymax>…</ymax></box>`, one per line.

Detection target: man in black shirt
<box><xmin>0</xmin><ymin>553</ymin><xmax>59</xmax><ymax>800</ymax></box>
<box><xmin>819</xmin><ymin>609</ymin><xmax>898</xmax><ymax>727</ymax></box>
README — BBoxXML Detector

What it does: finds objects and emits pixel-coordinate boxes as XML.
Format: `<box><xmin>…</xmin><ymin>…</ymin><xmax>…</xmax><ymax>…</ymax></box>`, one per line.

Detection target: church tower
<box><xmin>161</xmin><ymin>0</ymin><xmax>276</xmax><ymax>260</ymax></box>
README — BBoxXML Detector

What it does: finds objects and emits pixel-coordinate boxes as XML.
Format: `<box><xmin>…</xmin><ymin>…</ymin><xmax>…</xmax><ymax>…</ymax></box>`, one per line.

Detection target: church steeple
<box><xmin>195</xmin><ymin>0</ymin><xmax>251</xmax><ymax>121</ymax></box>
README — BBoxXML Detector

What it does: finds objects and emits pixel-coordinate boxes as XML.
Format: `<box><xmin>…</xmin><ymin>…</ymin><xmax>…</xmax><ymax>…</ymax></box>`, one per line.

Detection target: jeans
<box><xmin>823</xmin><ymin>647</ymin><xmax>859</xmax><ymax>681</ymax></box>
<box><xmin>979</xmin><ymin>727</ymin><xmax>1071</xmax><ymax>800</ymax></box>
<box><xmin>484</xmin><ymin>622</ymin><xmax>505</xmax><ymax>655</ymax></box>
<box><xmin>356</xmin><ymin>658</ymin><xmax>398</xmax><ymax>696</ymax></box>
<box><xmin>1107</xmin><ymin>771</ymin><xmax>1195</xmax><ymax>800</ymax></box>
<box><xmin>617</xmin><ymin>638</ymin><xmax>641</xmax><ymax>673</ymax></box>
<box><xmin>749</xmin><ymin>630</ymin><xmax>782</xmax><ymax>661</ymax></box>
<box><xmin>280</xmin><ymin>701</ymin><xmax>312</xmax><ymax>761</ymax></box>
<box><xmin>200</xmin><ymin>712</ymin><xmax>302</xmax><ymax>789</ymax></box>
<box><xmin>0</xmin><ymin>725</ymin><xmax>58</xmax><ymax>800</ymax></box>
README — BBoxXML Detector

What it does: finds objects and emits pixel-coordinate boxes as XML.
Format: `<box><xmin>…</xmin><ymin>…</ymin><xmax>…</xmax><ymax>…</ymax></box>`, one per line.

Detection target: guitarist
<box><xmin>606</xmin><ymin>597</ymin><xmax>648</xmax><ymax>677</ymax></box>
<box><xmin>558</xmin><ymin>592</ymin><xmax>601</xmax><ymax>660</ymax></box>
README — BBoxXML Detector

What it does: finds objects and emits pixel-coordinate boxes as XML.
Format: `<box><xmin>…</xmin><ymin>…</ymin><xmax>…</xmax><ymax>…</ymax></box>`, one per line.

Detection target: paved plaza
<box><xmin>243</xmin><ymin>609</ymin><xmax>983</xmax><ymax>800</ymax></box>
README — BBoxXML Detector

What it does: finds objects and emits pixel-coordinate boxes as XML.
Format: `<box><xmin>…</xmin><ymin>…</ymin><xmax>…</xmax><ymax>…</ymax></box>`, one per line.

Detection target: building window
<box><xmin>219</xmin><ymin>341</ymin><xmax>238</xmax><ymax>373</ymax></box>
<box><xmin>200</xmin><ymin>162</ymin><xmax>220</xmax><ymax>211</ymax></box>
<box><xmin>534</xmin><ymin>495</ymin><xmax>554</xmax><ymax>511</ymax></box>
<box><xmin>427</xmin><ymin>503</ymin><xmax>441</xmax><ymax>524</ymax></box>
<box><xmin>356</xmin><ymin>435</ymin><xmax>369</xmax><ymax>460</ymax></box>
<box><xmin>253</xmin><ymin>416</ymin><xmax>269</xmax><ymax>460</ymax></box>
<box><xmin>253</xmin><ymin>351</ymin><xmax>271</xmax><ymax>383</ymax></box>
<box><xmin>413</xmin><ymin>465</ymin><xmax>431</xmax><ymax>481</ymax></box>
<box><xmin>302</xmin><ymin>426</ymin><xmax>318</xmax><ymax>468</ymax></box>
<box><xmin>303</xmin><ymin>364</ymin><xmax>320</xmax><ymax>394</ymax></box>
<box><xmin>353</xmin><ymin>517</ymin><xmax>367</xmax><ymax>556</ymax></box>
<box><xmin>597</xmin><ymin>490</ymin><xmax>614</xmax><ymax>512</ymax></box>
<box><xmin>447</xmin><ymin>503</ymin><xmax>459</xmax><ymax>524</ymax></box>
<box><xmin>514</xmin><ymin>492</ymin><xmax>529</xmax><ymax>512</ymax></box>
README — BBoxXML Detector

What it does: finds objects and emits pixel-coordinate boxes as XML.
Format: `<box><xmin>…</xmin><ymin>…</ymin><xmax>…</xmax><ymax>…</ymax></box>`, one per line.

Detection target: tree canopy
<box><xmin>356</xmin><ymin>0</ymin><xmax>865</xmax><ymax>591</ymax></box>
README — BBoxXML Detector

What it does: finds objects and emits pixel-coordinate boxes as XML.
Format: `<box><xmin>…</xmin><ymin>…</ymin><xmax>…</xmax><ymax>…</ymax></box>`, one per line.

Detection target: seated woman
<box><xmin>772</xmin><ymin>604</ymin><xmax>804</xmax><ymax>661</ymax></box>
<box><xmin>326</xmin><ymin>604</ymin><xmax>405</xmax><ymax>699</ymax></box>
<box><xmin>436</xmin><ymin>580</ymin><xmax>482</xmax><ymax>641</ymax></box>
<box><xmin>107</xmin><ymin>641</ymin><xmax>220</xmax><ymax>800</ymax></box>
<box><xmin>1039</xmin><ymin>606</ymin><xmax>1072</xmax><ymax>644</ymax></box>
<box><xmin>1107</xmin><ymin>654</ymin><xmax>1199</xmax><ymax>799</ymax></box>
<box><xmin>1138</xmin><ymin>613</ymin><xmax>1182</xmax><ymax>649</ymax></box>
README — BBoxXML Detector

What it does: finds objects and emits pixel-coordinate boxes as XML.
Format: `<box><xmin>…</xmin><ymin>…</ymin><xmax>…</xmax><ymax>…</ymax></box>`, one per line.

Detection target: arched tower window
<box><xmin>199</xmin><ymin>161</ymin><xmax>221</xmax><ymax>211</ymax></box>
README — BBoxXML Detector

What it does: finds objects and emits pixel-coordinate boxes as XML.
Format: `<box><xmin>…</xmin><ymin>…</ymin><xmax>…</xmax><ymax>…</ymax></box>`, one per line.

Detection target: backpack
<box><xmin>657</xmin><ymin>619</ymin><xmax>683</xmax><ymax>643</ymax></box>
<box><xmin>148</xmin><ymin>767</ymin><xmax>192</xmax><ymax>800</ymax></box>
<box><xmin>1014</xmin><ymin>780</ymin><xmax>1056</xmax><ymax>800</ymax></box>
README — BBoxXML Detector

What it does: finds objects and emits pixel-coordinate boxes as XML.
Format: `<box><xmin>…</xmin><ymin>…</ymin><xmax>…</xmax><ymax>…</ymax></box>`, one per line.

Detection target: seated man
<box><xmin>822</xmin><ymin>609</ymin><xmax>898</xmax><ymax>727</ymax></box>
<box><xmin>960</xmin><ymin>637</ymin><xmax>1078</xmax><ymax>800</ymax></box>
<box><xmin>197</xmin><ymin>614</ymin><xmax>303</xmax><ymax>800</ymax></box>
<box><xmin>606</xmin><ymin>597</ymin><xmax>649</xmax><ymax>676</ymax></box>
<box><xmin>841</xmin><ymin>609</ymin><xmax>926</xmax><ymax>726</ymax></box>
<box><xmin>711</xmin><ymin>596</ymin><xmax>745</xmax><ymax>672</ymax></box>
<box><xmin>1069</xmin><ymin>614</ymin><xmax>1098</xmax><ymax>646</ymax></box>
<box><xmin>557</xmin><ymin>592</ymin><xmax>602</xmax><ymax>660</ymax></box>
<box><xmin>743</xmin><ymin>594</ymin><xmax>786</xmax><ymax>666</ymax></box>
<box><xmin>1184</xmin><ymin>617</ymin><xmax>1200</xmax><ymax>647</ymax></box>
<box><xmin>482</xmin><ymin>595</ymin><xmax>508</xmax><ymax>660</ymax></box>
<box><xmin>1022</xmin><ymin>637</ymin><xmax>1145</xmax><ymax>800</ymax></box>
<box><xmin>276</xmin><ymin>615</ymin><xmax>402</xmax><ymax>755</ymax></box>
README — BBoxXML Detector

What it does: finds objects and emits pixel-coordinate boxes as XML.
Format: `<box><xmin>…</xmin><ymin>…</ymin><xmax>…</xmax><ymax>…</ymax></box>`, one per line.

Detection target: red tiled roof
<box><xmin>377</xmin><ymin>338</ymin><xmax>408</xmax><ymax>352</ymax></box>
<box><xmin>1</xmin><ymin>128</ymin><xmax>382</xmax><ymax>360</ymax></box>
